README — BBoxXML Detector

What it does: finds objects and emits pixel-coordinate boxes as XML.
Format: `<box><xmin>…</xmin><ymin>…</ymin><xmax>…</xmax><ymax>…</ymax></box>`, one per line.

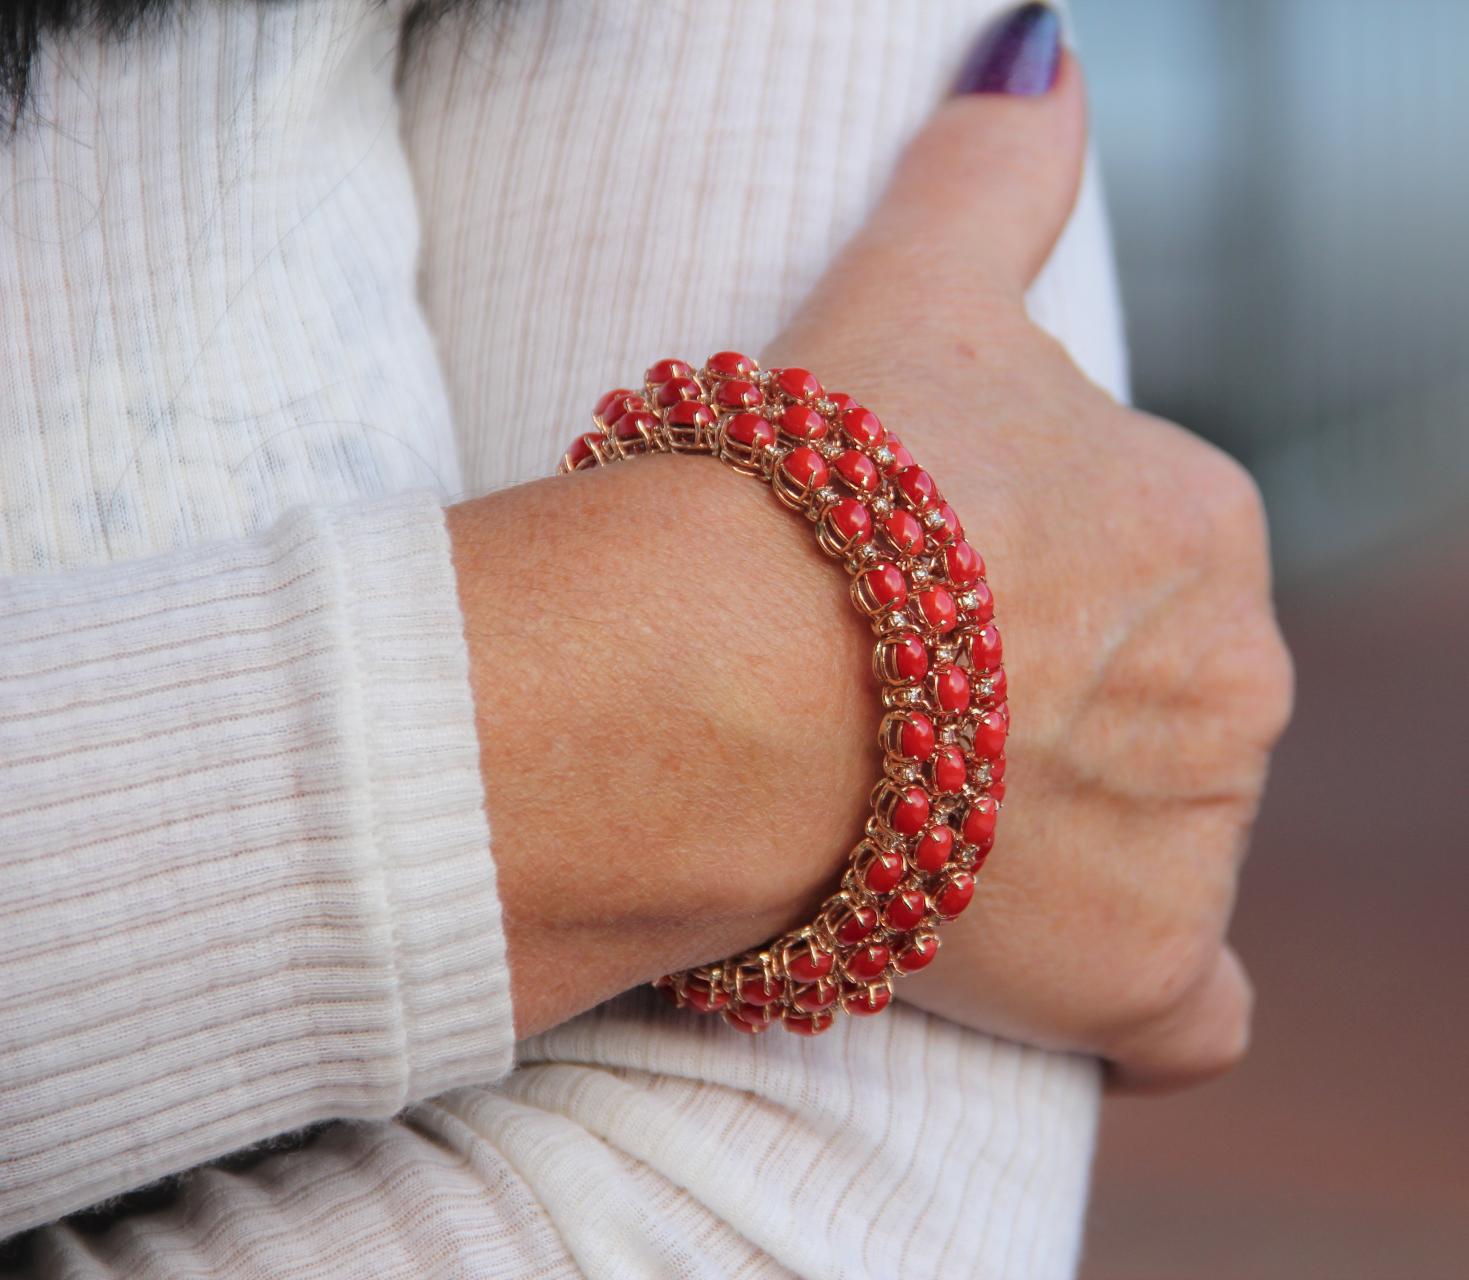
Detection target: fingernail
<box><xmin>953</xmin><ymin>2</ymin><xmax>1062</xmax><ymax>96</ymax></box>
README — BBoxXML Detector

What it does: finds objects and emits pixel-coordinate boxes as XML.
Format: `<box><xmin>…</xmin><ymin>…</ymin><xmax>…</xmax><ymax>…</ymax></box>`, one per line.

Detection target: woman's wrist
<box><xmin>446</xmin><ymin>455</ymin><xmax>878</xmax><ymax>1039</ymax></box>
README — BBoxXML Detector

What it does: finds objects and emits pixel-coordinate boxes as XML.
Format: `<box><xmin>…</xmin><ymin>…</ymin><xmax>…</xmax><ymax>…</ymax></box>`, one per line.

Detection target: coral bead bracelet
<box><xmin>558</xmin><ymin>352</ymin><xmax>1008</xmax><ymax>1036</ymax></box>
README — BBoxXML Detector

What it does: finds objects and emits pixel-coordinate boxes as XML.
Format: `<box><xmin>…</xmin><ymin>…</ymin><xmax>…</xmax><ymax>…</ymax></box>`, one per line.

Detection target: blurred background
<box><xmin>1069</xmin><ymin>1</ymin><xmax>1468</xmax><ymax>1276</ymax></box>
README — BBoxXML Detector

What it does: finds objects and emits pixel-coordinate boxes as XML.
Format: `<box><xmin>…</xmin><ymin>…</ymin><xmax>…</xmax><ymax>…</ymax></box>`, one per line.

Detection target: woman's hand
<box><xmin>449</xmin><ymin>50</ymin><xmax>1291</xmax><ymax>1091</ymax></box>
<box><xmin>764</xmin><ymin>53</ymin><xmax>1294</xmax><ymax>1090</ymax></box>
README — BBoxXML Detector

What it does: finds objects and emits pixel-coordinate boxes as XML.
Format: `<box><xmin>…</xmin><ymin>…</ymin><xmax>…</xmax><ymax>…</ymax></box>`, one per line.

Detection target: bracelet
<box><xmin>557</xmin><ymin>352</ymin><xmax>1007</xmax><ymax>1035</ymax></box>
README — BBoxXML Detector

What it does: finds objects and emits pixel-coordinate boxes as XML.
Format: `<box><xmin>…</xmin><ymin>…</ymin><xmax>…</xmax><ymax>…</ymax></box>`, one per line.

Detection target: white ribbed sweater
<box><xmin>0</xmin><ymin>2</ymin><xmax>1126</xmax><ymax>1275</ymax></box>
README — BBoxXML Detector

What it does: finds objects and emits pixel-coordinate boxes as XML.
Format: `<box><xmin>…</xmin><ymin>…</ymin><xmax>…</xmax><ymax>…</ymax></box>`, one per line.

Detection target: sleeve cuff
<box><xmin>0</xmin><ymin>491</ymin><xmax>514</xmax><ymax>1236</ymax></box>
<box><xmin>321</xmin><ymin>492</ymin><xmax>516</xmax><ymax>1100</ymax></box>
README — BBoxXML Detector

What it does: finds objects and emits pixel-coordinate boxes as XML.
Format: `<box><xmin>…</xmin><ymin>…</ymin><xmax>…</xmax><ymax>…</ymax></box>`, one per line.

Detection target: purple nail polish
<box><xmin>953</xmin><ymin>3</ymin><xmax>1061</xmax><ymax>96</ymax></box>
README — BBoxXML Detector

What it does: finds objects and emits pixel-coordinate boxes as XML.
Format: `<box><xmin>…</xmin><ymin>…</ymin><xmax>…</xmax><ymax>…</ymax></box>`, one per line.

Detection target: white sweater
<box><xmin>0</xmin><ymin>1</ymin><xmax>1127</xmax><ymax>1275</ymax></box>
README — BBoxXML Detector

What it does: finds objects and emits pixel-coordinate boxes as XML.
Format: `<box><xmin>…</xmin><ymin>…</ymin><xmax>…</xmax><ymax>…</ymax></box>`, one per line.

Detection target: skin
<box><xmin>448</xmin><ymin>54</ymin><xmax>1294</xmax><ymax>1092</ymax></box>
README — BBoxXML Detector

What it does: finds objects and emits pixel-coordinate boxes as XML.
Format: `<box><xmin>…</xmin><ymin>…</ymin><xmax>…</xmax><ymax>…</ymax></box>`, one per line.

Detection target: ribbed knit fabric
<box><xmin>0</xmin><ymin>492</ymin><xmax>514</xmax><ymax>1239</ymax></box>
<box><xmin>0</xmin><ymin>1</ymin><xmax>1122</xmax><ymax>1275</ymax></box>
<box><xmin>401</xmin><ymin>0</ymin><xmax>1127</xmax><ymax>491</ymax></box>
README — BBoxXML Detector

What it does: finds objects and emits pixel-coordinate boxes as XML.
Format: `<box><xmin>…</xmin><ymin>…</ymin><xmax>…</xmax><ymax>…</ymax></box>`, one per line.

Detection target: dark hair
<box><xmin>0</xmin><ymin>0</ymin><xmax>475</xmax><ymax>127</ymax></box>
<box><xmin>2</xmin><ymin>2</ymin><xmax>170</xmax><ymax>123</ymax></box>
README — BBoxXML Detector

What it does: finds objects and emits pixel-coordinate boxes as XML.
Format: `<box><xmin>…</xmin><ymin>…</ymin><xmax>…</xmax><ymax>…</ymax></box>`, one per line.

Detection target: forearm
<box><xmin>446</xmin><ymin>453</ymin><xmax>880</xmax><ymax>1038</ymax></box>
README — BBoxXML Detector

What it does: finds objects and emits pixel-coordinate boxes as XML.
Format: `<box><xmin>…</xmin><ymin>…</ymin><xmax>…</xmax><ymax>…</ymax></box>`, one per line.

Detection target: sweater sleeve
<box><xmin>1</xmin><ymin>991</ymin><xmax>1099</xmax><ymax>1280</ymax></box>
<box><xmin>0</xmin><ymin>490</ymin><xmax>516</xmax><ymax>1240</ymax></box>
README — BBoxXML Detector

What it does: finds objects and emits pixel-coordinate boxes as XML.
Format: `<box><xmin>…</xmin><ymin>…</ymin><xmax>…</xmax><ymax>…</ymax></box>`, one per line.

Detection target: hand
<box><xmin>763</xmin><ymin>53</ymin><xmax>1294</xmax><ymax>1090</ymax></box>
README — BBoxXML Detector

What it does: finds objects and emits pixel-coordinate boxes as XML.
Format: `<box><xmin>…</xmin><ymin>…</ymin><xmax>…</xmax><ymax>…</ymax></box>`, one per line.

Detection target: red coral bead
<box><xmin>969</xmin><ymin>625</ymin><xmax>1003</xmax><ymax>671</ymax></box>
<box><xmin>912</xmin><ymin>824</ymin><xmax>955</xmax><ymax>873</ymax></box>
<box><xmin>841</xmin><ymin>407</ymin><xmax>886</xmax><ymax>448</ymax></box>
<box><xmin>979</xmin><ymin>666</ymin><xmax>1008</xmax><ymax>704</ymax></box>
<box><xmin>974</xmin><ymin>709</ymin><xmax>1008</xmax><ymax>760</ymax></box>
<box><xmin>565</xmin><ymin>433</ymin><xmax>599</xmax><ymax>468</ymax></box>
<box><xmin>775</xmin><ymin>366</ymin><xmax>823</xmax><ymax>401</ymax></box>
<box><xmin>962</xmin><ymin>580</ymin><xmax>995</xmax><ymax>624</ymax></box>
<box><xmin>845</xmin><ymin>983</ymin><xmax>893</xmax><ymax>1016</ymax></box>
<box><xmin>899</xmin><ymin>712</ymin><xmax>937</xmax><ymax>762</ymax></box>
<box><xmin>778</xmin><ymin>403</ymin><xmax>828</xmax><ymax>441</ymax></box>
<box><xmin>931</xmin><ymin>502</ymin><xmax>964</xmax><ymax>545</ymax></box>
<box><xmin>602</xmin><ymin>393</ymin><xmax>649</xmax><ymax>427</ymax></box>
<box><xmin>884</xmin><ymin>890</ymin><xmax>928</xmax><ymax>932</ymax></box>
<box><xmin>708</xmin><ymin>350</ymin><xmax>756</xmax><ymax>378</ymax></box>
<box><xmin>963</xmin><ymin>796</ymin><xmax>999</xmax><ymax>847</ymax></box>
<box><xmin>864</xmin><ymin>849</ymin><xmax>907</xmax><ymax>893</ymax></box>
<box><xmin>989</xmin><ymin>753</ymin><xmax>1007</xmax><ymax>784</ymax></box>
<box><xmin>834</xmin><ymin>904</ymin><xmax>880</xmax><ymax>945</ymax></box>
<box><xmin>614</xmin><ymin>410</ymin><xmax>658</xmax><ymax>440</ymax></box>
<box><xmin>932</xmin><ymin>665</ymin><xmax>971</xmax><ymax>714</ymax></box>
<box><xmin>834</xmin><ymin>449</ymin><xmax>880</xmax><ymax>493</ymax></box>
<box><xmin>944</xmin><ymin>540</ymin><xmax>984</xmax><ymax>586</ymax></box>
<box><xmin>931</xmin><ymin>745</ymin><xmax>967</xmax><ymax>793</ymax></box>
<box><xmin>786</xmin><ymin>943</ymin><xmax>835</xmax><ymax>983</ymax></box>
<box><xmin>645</xmin><ymin>358</ymin><xmax>693</xmax><ymax>384</ymax></box>
<box><xmin>845</xmin><ymin>942</ymin><xmax>891</xmax><ymax>982</ymax></box>
<box><xmin>781</xmin><ymin>446</ymin><xmax>830</xmax><ymax>491</ymax></box>
<box><xmin>724</xmin><ymin>412</ymin><xmax>776</xmax><ymax>449</ymax></box>
<box><xmin>895</xmin><ymin>933</ymin><xmax>939</xmax><ymax>973</ymax></box>
<box><xmin>783</xmin><ymin>1011</ymin><xmax>835</xmax><ymax>1036</ymax></box>
<box><xmin>740</xmin><ymin>975</ymin><xmax>783</xmax><ymax>1006</ymax></box>
<box><xmin>667</xmin><ymin>400</ymin><xmax>715</xmax><ymax>430</ymax></box>
<box><xmin>724</xmin><ymin>1004</ymin><xmax>772</xmax><ymax>1033</ymax></box>
<box><xmin>884</xmin><ymin>434</ymin><xmax>915</xmax><ymax>472</ymax></box>
<box><xmin>891</xmin><ymin>786</ymin><xmax>930</xmax><ymax>837</ymax></box>
<box><xmin>896</xmin><ymin>466</ymin><xmax>940</xmax><ymax>510</ymax></box>
<box><xmin>883</xmin><ymin>508</ymin><xmax>925</xmax><ymax>556</ymax></box>
<box><xmin>862</xmin><ymin>561</ymin><xmax>908</xmax><ymax>609</ymax></box>
<box><xmin>792</xmin><ymin>981</ymin><xmax>839</xmax><ymax>1013</ymax></box>
<box><xmin>654</xmin><ymin>376</ymin><xmax>701</xmax><ymax>408</ymax></box>
<box><xmin>888</xmin><ymin>632</ymin><xmax>929</xmax><ymax>681</ymax></box>
<box><xmin>682</xmin><ymin>983</ymin><xmax>729</xmax><ymax>1013</ymax></box>
<box><xmin>935</xmin><ymin>871</ymin><xmax>977</xmax><ymax>919</ymax></box>
<box><xmin>827</xmin><ymin>498</ymin><xmax>873</xmax><ymax>546</ymax></box>
<box><xmin>594</xmin><ymin>387</ymin><xmax>635</xmax><ymax>420</ymax></box>
<box><xmin>915</xmin><ymin>587</ymin><xmax>958</xmax><ymax>634</ymax></box>
<box><xmin>715</xmin><ymin>379</ymin><xmax>762</xmax><ymax>409</ymax></box>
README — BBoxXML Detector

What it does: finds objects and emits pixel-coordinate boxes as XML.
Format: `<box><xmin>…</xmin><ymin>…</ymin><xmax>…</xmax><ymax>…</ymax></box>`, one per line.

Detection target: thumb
<box><xmin>859</xmin><ymin>4</ymin><xmax>1087</xmax><ymax>301</ymax></box>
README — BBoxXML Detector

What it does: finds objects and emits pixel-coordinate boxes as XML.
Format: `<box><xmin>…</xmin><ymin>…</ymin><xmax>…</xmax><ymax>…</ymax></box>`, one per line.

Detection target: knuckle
<box><xmin>1109</xmin><ymin>931</ymin><xmax>1219</xmax><ymax>1045</ymax></box>
<box><xmin>1132</xmin><ymin>413</ymin><xmax>1275</xmax><ymax>574</ymax></box>
<box><xmin>1252</xmin><ymin>621</ymin><xmax>1297</xmax><ymax>745</ymax></box>
<box><xmin>1113</xmin><ymin>947</ymin><xmax>1256</xmax><ymax>1090</ymax></box>
<box><xmin>1190</xmin><ymin>452</ymin><xmax>1272</xmax><ymax>575</ymax></box>
<box><xmin>1188</xmin><ymin>972</ymin><xmax>1255</xmax><ymax>1083</ymax></box>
